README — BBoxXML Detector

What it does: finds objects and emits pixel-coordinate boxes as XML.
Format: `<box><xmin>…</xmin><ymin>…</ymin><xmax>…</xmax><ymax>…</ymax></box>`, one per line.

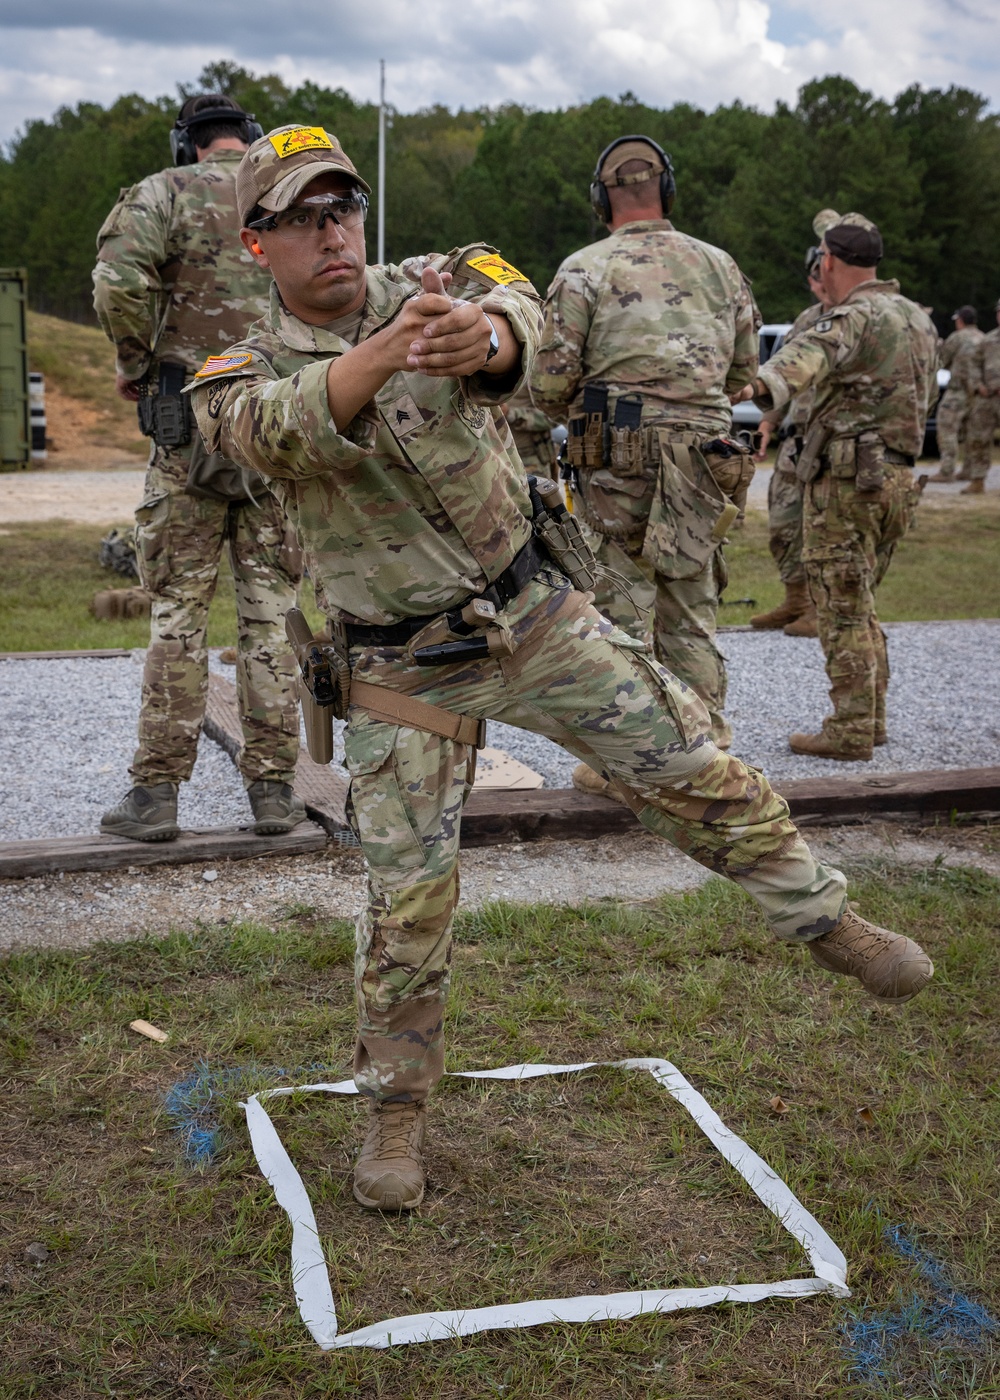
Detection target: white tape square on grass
<box><xmin>242</xmin><ymin>1057</ymin><xmax>850</xmax><ymax>1350</ymax></box>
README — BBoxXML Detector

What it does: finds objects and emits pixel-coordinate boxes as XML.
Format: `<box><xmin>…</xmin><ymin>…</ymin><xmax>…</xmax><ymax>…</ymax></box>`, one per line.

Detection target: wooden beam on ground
<box><xmin>0</xmin><ymin>648</ymin><xmax>132</xmax><ymax>660</ymax></box>
<box><xmin>204</xmin><ymin>673</ymin><xmax>349</xmax><ymax>834</ymax></box>
<box><xmin>0</xmin><ymin>823</ymin><xmax>328</xmax><ymax>880</ymax></box>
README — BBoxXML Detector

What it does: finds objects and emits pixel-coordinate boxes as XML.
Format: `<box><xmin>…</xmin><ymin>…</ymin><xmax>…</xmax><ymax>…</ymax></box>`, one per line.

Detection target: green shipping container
<box><xmin>0</xmin><ymin>268</ymin><xmax>30</xmax><ymax>469</ymax></box>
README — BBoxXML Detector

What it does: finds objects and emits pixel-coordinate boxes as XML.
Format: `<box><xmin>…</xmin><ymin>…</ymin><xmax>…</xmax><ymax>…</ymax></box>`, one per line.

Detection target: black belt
<box><xmin>884</xmin><ymin>449</ymin><xmax>915</xmax><ymax>466</ymax></box>
<box><xmin>345</xmin><ymin>535</ymin><xmax>547</xmax><ymax>649</ymax></box>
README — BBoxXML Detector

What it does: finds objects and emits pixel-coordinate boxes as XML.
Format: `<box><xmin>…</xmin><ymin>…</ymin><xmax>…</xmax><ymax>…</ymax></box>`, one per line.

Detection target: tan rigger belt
<box><xmin>350</xmin><ymin>679</ymin><xmax>487</xmax><ymax>749</ymax></box>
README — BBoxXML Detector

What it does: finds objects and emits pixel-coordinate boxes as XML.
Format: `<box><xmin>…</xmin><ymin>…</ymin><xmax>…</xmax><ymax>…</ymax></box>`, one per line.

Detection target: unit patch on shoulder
<box><xmin>816</xmin><ymin>319</ymin><xmax>834</xmax><ymax>333</ymax></box>
<box><xmin>268</xmin><ymin>127</ymin><xmax>333</xmax><ymax>159</ymax></box>
<box><xmin>194</xmin><ymin>353</ymin><xmax>254</xmax><ymax>379</ymax></box>
<box><xmin>466</xmin><ymin>253</ymin><xmax>528</xmax><ymax>286</ymax></box>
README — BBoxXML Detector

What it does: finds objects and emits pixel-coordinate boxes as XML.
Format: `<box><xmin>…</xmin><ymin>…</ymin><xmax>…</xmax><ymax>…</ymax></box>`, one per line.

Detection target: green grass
<box><xmin>2</xmin><ymin>866</ymin><xmax>998</xmax><ymax>1397</ymax></box>
<box><xmin>719</xmin><ymin>495</ymin><xmax>1000</xmax><ymax>625</ymax></box>
<box><xmin>0</xmin><ymin>523</ymin><xmax>326</xmax><ymax>653</ymax></box>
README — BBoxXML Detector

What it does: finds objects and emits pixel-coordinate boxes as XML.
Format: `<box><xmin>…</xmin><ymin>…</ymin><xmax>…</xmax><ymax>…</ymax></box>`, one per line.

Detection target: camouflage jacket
<box><xmin>529</xmin><ymin>218</ymin><xmax>760</xmax><ymax>434</ymax></box>
<box><xmin>940</xmin><ymin>326</ymin><xmax>984</xmax><ymax>394</ymax></box>
<box><xmin>92</xmin><ymin>150</ymin><xmax>271</xmax><ymax>383</ymax></box>
<box><xmin>755</xmin><ymin>279</ymin><xmax>939</xmax><ymax>458</ymax></box>
<box><xmin>189</xmin><ymin>248</ymin><xmax>543</xmax><ymax>626</ymax></box>
<box><xmin>969</xmin><ymin>326</ymin><xmax>1000</xmax><ymax>396</ymax></box>
<box><xmin>761</xmin><ymin>301</ymin><xmax>827</xmax><ymax>433</ymax></box>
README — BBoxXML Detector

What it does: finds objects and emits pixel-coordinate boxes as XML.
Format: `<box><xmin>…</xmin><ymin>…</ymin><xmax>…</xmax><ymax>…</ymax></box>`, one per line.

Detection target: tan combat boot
<box><xmin>808</xmin><ymin>907</ymin><xmax>933</xmax><ymax>1002</ymax></box>
<box><xmin>789</xmin><ymin>731</ymin><xmax>873</xmax><ymax>761</ymax></box>
<box><xmin>783</xmin><ymin>606</ymin><xmax>819</xmax><ymax>638</ymax></box>
<box><xmin>924</xmin><ymin>470</ymin><xmax>955</xmax><ymax>483</ymax></box>
<box><xmin>960</xmin><ymin>479</ymin><xmax>985</xmax><ymax>495</ymax></box>
<box><xmin>750</xmin><ymin>580</ymin><xmax>810</xmax><ymax>630</ymax></box>
<box><xmin>353</xmin><ymin>1102</ymin><xmax>427</xmax><ymax>1211</ymax></box>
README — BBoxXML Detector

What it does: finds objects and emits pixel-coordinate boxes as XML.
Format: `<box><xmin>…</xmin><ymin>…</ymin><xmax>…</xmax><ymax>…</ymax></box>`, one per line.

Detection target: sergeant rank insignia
<box><xmin>194</xmin><ymin>353</ymin><xmax>254</xmax><ymax>378</ymax></box>
<box><xmin>269</xmin><ymin>127</ymin><xmax>334</xmax><ymax>158</ymax></box>
<box><xmin>466</xmin><ymin>253</ymin><xmax>528</xmax><ymax>286</ymax></box>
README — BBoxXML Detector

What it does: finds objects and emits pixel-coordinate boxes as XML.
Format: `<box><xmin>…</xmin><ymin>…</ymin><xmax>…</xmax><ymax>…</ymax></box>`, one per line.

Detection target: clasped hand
<box><xmin>391</xmin><ymin>266</ymin><xmax>494</xmax><ymax>378</ymax></box>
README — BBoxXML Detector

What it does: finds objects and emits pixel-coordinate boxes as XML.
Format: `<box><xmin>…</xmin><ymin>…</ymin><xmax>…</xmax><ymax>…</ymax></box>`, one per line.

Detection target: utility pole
<box><xmin>377</xmin><ymin>60</ymin><xmax>386</xmax><ymax>266</ymax></box>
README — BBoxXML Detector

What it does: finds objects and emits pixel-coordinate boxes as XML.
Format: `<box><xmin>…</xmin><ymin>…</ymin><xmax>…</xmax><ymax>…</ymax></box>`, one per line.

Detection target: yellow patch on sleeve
<box><xmin>194</xmin><ymin>353</ymin><xmax>253</xmax><ymax>378</ymax></box>
<box><xmin>268</xmin><ymin>127</ymin><xmax>334</xmax><ymax>159</ymax></box>
<box><xmin>466</xmin><ymin>253</ymin><xmax>529</xmax><ymax>286</ymax></box>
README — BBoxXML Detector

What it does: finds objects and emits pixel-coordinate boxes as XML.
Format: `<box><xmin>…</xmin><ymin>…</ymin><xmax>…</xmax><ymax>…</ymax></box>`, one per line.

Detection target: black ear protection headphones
<box><xmin>170</xmin><ymin>103</ymin><xmax>264</xmax><ymax>166</ymax></box>
<box><xmin>589</xmin><ymin>134</ymin><xmax>676</xmax><ymax>224</ymax></box>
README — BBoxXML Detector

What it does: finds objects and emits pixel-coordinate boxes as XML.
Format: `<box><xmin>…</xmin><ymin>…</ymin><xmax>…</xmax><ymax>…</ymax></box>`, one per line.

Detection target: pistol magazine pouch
<box><xmin>642</xmin><ymin>431</ymin><xmax>750</xmax><ymax>580</ymax></box>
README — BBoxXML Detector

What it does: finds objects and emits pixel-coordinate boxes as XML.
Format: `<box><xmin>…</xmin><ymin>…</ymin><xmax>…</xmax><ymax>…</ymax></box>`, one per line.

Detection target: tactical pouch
<box><xmin>701</xmin><ymin>435</ymin><xmax>756</xmax><ymax>509</ymax></box>
<box><xmin>565</xmin><ymin>415</ymin><xmax>586</xmax><ymax>469</ymax></box>
<box><xmin>581</xmin><ymin>382</ymin><xmax>609</xmax><ymax>469</ymax></box>
<box><xmin>528</xmin><ymin>475</ymin><xmax>599</xmax><ymax>593</ymax></box>
<box><xmin>608</xmin><ymin>393</ymin><xmax>645</xmax><ymax>477</ymax></box>
<box><xmin>136</xmin><ymin>362</ymin><xmax>195</xmax><ymax>448</ymax></box>
<box><xmin>185</xmin><ymin>432</ymin><xmax>255</xmax><ymax>503</ymax></box>
<box><xmin>855</xmin><ymin>432</ymin><xmax>887</xmax><ymax>493</ymax></box>
<box><xmin>642</xmin><ymin>432</ymin><xmax>730</xmax><ymax>581</ymax></box>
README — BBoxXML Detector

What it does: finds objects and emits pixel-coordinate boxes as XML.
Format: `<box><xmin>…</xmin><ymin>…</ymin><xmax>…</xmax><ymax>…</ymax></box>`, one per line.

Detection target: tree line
<box><xmin>1</xmin><ymin>60</ymin><xmax>998</xmax><ymax>335</ymax></box>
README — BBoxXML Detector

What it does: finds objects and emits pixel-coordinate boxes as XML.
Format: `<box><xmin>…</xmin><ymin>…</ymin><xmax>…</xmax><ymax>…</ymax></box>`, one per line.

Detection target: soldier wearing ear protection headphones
<box><xmin>91</xmin><ymin>95</ymin><xmax>305</xmax><ymax>843</ymax></box>
<box><xmin>530</xmin><ymin>135</ymin><xmax>762</xmax><ymax>773</ymax></box>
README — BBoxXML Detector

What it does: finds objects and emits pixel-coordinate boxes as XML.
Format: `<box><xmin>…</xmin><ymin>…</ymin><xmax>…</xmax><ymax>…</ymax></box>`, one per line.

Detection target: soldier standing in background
<box><xmin>502</xmin><ymin>384</ymin><xmax>559</xmax><ymax>473</ymax></box>
<box><xmin>743</xmin><ymin>213</ymin><xmax>938</xmax><ymax>761</ymax></box>
<box><xmin>93</xmin><ymin>94</ymin><xmax>305</xmax><ymax>841</ymax></box>
<box><xmin>750</xmin><ymin>221</ymin><xmax>837</xmax><ymax>638</ymax></box>
<box><xmin>191</xmin><ymin>126</ymin><xmax>932</xmax><ymax>1214</ymax></box>
<box><xmin>530</xmin><ymin>137</ymin><xmax>759</xmax><ymax>774</ymax></box>
<box><xmin>963</xmin><ymin>298</ymin><xmax>1000</xmax><ymax>495</ymax></box>
<box><xmin>928</xmin><ymin>306</ymin><xmax>983</xmax><ymax>483</ymax></box>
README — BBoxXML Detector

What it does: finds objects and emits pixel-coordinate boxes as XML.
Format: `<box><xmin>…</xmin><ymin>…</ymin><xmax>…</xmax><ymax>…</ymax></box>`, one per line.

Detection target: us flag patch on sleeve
<box><xmin>194</xmin><ymin>353</ymin><xmax>254</xmax><ymax>378</ymax></box>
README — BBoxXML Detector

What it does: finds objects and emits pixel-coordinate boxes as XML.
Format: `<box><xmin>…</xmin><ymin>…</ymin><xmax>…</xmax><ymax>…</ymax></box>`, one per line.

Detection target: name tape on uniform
<box><xmin>241</xmin><ymin>1056</ymin><xmax>850</xmax><ymax>1350</ymax></box>
<box><xmin>466</xmin><ymin>253</ymin><xmax>528</xmax><ymax>286</ymax></box>
<box><xmin>269</xmin><ymin>127</ymin><xmax>333</xmax><ymax>158</ymax></box>
<box><xmin>194</xmin><ymin>353</ymin><xmax>253</xmax><ymax>378</ymax></box>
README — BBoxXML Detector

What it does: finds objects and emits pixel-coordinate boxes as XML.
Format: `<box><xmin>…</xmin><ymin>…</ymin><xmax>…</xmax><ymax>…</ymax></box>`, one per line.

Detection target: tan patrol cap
<box><xmin>236</xmin><ymin>123</ymin><xmax>371</xmax><ymax>226</ymax></box>
<box><xmin>813</xmin><ymin>208</ymin><xmax>840</xmax><ymax>238</ymax></box>
<box><xmin>598</xmin><ymin>137</ymin><xmax>666</xmax><ymax>186</ymax></box>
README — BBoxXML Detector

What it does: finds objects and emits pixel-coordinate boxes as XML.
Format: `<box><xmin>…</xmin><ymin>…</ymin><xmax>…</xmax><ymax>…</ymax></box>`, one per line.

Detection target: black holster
<box><xmin>137</xmin><ymin>362</ymin><xmax>194</xmax><ymax>448</ymax></box>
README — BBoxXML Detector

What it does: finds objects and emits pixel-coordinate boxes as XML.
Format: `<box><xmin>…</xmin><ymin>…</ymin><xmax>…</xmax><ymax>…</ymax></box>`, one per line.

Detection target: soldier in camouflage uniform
<box><xmin>928</xmin><ymin>306</ymin><xmax>983</xmax><ymax>483</ymax></box>
<box><xmin>746</xmin><ymin>214</ymin><xmax>939</xmax><ymax>760</ymax></box>
<box><xmin>530</xmin><ymin>137</ymin><xmax>760</xmax><ymax>758</ymax></box>
<box><xmin>750</xmin><ymin>228</ymin><xmax>836</xmax><ymax>637</ymax></box>
<box><xmin>191</xmin><ymin>126</ymin><xmax>933</xmax><ymax>1214</ymax></box>
<box><xmin>92</xmin><ymin>95</ymin><xmax>304</xmax><ymax>841</ymax></box>
<box><xmin>963</xmin><ymin>298</ymin><xmax>1000</xmax><ymax>493</ymax></box>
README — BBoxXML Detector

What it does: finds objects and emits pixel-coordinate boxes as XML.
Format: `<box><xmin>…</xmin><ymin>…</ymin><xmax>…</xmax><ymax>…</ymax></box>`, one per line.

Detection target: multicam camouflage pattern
<box><xmin>762</xmin><ymin>301</ymin><xmax>828</xmax><ymax>585</ymax></box>
<box><xmin>965</xmin><ymin>326</ymin><xmax>1000</xmax><ymax>481</ymax></box>
<box><xmin>191</xmin><ymin>250</ymin><xmax>543</xmax><ymax>626</ymax></box>
<box><xmin>935</xmin><ymin>325</ymin><xmax>983</xmax><ymax>477</ymax></box>
<box><xmin>756</xmin><ymin>279</ymin><xmax>939</xmax><ymax>458</ymax></box>
<box><xmin>529</xmin><ymin>218</ymin><xmax>759</xmax><ymax>428</ymax></box>
<box><xmin>758</xmin><ymin>278</ymin><xmax>937</xmax><ymax>750</ymax></box>
<box><xmin>93</xmin><ymin>150</ymin><xmax>272</xmax><ymax>383</ymax></box>
<box><xmin>527</xmin><ymin>219</ymin><xmax>760</xmax><ymax>746</ymax></box>
<box><xmin>347</xmin><ymin>578</ymin><xmax>848</xmax><ymax>1102</ymax></box>
<box><xmin>802</xmin><ymin>463</ymin><xmax>921</xmax><ymax>752</ymax></box>
<box><xmin>502</xmin><ymin>384</ymin><xmax>559</xmax><ymax>472</ymax></box>
<box><xmin>131</xmin><ymin>442</ymin><xmax>301</xmax><ymax>786</ymax></box>
<box><xmin>194</xmin><ymin>249</ymin><xmax>850</xmax><ymax>1106</ymax></box>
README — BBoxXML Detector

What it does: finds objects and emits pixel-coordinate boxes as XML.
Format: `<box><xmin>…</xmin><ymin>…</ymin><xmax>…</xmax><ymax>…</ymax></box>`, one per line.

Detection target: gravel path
<box><xmin>2</xmin><ymin>621</ymin><xmax>998</xmax><ymax>843</ymax></box>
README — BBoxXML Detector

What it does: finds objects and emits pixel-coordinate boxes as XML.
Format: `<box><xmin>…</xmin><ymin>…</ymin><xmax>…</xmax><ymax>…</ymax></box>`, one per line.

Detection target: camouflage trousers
<box><xmin>573</xmin><ymin>449</ymin><xmax>731</xmax><ymax>748</ymax></box>
<box><xmin>935</xmin><ymin>389</ymin><xmax>972</xmax><ymax>478</ymax></box>
<box><xmin>767</xmin><ymin>447</ymin><xmax>806</xmax><ymax>585</ymax></box>
<box><xmin>965</xmin><ymin>394</ymin><xmax>1000</xmax><ymax>480</ymax></box>
<box><xmin>802</xmin><ymin>463</ymin><xmax>920</xmax><ymax>751</ymax></box>
<box><xmin>344</xmin><ymin>576</ymin><xmax>847</xmax><ymax>1105</ymax></box>
<box><xmin>131</xmin><ymin>442</ymin><xmax>302</xmax><ymax>786</ymax></box>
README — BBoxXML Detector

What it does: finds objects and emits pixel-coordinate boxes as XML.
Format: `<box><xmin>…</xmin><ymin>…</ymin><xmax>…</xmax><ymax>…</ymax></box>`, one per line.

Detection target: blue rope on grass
<box><xmin>844</xmin><ymin>1224</ymin><xmax>999</xmax><ymax>1382</ymax></box>
<box><xmin>164</xmin><ymin>1061</ymin><xmax>338</xmax><ymax>1165</ymax></box>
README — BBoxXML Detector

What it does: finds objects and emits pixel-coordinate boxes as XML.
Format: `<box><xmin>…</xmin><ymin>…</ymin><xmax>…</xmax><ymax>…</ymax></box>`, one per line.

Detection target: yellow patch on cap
<box><xmin>466</xmin><ymin>253</ymin><xmax>528</xmax><ymax>286</ymax></box>
<box><xmin>268</xmin><ymin>127</ymin><xmax>334</xmax><ymax>159</ymax></box>
<box><xmin>194</xmin><ymin>353</ymin><xmax>253</xmax><ymax>378</ymax></box>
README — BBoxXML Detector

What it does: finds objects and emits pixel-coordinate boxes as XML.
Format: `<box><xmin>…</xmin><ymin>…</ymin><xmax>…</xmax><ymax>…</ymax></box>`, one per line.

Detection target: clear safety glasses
<box><xmin>248</xmin><ymin>191</ymin><xmax>369</xmax><ymax>237</ymax></box>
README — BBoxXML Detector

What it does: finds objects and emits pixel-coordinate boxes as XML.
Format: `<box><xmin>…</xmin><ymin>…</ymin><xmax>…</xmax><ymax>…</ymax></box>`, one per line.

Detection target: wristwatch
<box><xmin>483</xmin><ymin>315</ymin><xmax>500</xmax><ymax>365</ymax></box>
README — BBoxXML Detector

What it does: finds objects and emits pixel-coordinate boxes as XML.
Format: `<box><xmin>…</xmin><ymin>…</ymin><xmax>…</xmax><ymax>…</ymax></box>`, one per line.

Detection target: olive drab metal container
<box><xmin>0</xmin><ymin>268</ymin><xmax>30</xmax><ymax>469</ymax></box>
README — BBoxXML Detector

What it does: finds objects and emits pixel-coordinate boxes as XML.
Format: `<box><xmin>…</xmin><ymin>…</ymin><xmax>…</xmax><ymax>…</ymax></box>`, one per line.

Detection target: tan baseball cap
<box><xmin>236</xmin><ymin>124</ymin><xmax>371</xmax><ymax>226</ymax></box>
<box><xmin>598</xmin><ymin>137</ymin><xmax>666</xmax><ymax>186</ymax></box>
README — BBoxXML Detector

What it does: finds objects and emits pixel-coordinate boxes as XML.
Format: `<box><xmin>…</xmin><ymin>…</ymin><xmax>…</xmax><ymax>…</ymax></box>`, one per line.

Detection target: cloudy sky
<box><xmin>0</xmin><ymin>0</ymin><xmax>997</xmax><ymax>144</ymax></box>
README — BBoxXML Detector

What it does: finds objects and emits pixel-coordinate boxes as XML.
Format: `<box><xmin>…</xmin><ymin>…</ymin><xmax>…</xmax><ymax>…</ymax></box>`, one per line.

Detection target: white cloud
<box><xmin>0</xmin><ymin>0</ymin><xmax>997</xmax><ymax>146</ymax></box>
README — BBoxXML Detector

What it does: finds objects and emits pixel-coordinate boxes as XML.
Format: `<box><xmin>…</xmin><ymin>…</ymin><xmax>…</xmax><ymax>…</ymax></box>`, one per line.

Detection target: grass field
<box><xmin>1</xmin><ymin>493</ymin><xmax>997</xmax><ymax>654</ymax></box>
<box><xmin>2</xmin><ymin>865</ymin><xmax>999</xmax><ymax>1398</ymax></box>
